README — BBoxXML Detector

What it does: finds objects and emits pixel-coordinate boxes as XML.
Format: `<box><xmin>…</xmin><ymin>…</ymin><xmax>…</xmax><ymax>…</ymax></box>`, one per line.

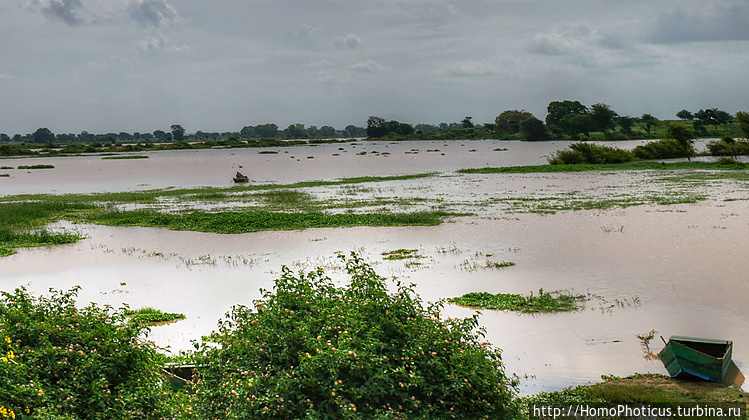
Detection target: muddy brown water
<box><xmin>1</xmin><ymin>139</ymin><xmax>747</xmax><ymax>395</ymax></box>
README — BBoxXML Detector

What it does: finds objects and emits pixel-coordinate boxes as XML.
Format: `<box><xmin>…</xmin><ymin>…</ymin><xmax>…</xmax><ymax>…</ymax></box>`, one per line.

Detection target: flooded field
<box><xmin>1</xmin><ymin>139</ymin><xmax>747</xmax><ymax>395</ymax></box>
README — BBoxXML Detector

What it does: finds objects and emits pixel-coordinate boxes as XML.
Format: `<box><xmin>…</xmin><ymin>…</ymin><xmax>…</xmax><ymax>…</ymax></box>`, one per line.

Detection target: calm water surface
<box><xmin>1</xmin><ymin>139</ymin><xmax>746</xmax><ymax>395</ymax></box>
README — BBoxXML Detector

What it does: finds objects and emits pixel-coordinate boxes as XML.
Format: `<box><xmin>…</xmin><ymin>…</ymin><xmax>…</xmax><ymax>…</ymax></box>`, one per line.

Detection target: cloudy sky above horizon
<box><xmin>1</xmin><ymin>0</ymin><xmax>748</xmax><ymax>135</ymax></box>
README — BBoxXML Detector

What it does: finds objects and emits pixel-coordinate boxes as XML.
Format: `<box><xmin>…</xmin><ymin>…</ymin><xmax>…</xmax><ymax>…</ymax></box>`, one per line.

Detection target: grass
<box><xmin>101</xmin><ymin>155</ymin><xmax>149</xmax><ymax>160</ymax></box>
<box><xmin>517</xmin><ymin>373</ymin><xmax>747</xmax><ymax>412</ymax></box>
<box><xmin>0</xmin><ymin>174</ymin><xmax>8</xmax><ymax>177</ymax></box>
<box><xmin>448</xmin><ymin>288</ymin><xmax>587</xmax><ymax>313</ymax></box>
<box><xmin>458</xmin><ymin>161</ymin><xmax>749</xmax><ymax>174</ymax></box>
<box><xmin>124</xmin><ymin>307</ymin><xmax>186</xmax><ymax>325</ymax></box>
<box><xmin>85</xmin><ymin>210</ymin><xmax>454</xmax><ymax>234</ymax></box>
<box><xmin>17</xmin><ymin>164</ymin><xmax>54</xmax><ymax>169</ymax></box>
<box><xmin>381</xmin><ymin>248</ymin><xmax>420</xmax><ymax>260</ymax></box>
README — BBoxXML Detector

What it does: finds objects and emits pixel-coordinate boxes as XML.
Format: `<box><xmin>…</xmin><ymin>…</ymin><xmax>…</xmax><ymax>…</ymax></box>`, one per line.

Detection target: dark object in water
<box><xmin>162</xmin><ymin>364</ymin><xmax>196</xmax><ymax>391</ymax></box>
<box><xmin>233</xmin><ymin>171</ymin><xmax>249</xmax><ymax>183</ymax></box>
<box><xmin>658</xmin><ymin>335</ymin><xmax>733</xmax><ymax>382</ymax></box>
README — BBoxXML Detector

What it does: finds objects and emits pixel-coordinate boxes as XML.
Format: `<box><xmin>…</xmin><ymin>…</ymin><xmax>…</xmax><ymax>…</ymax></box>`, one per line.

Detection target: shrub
<box><xmin>0</xmin><ymin>286</ymin><xmax>180</xmax><ymax>419</ymax></box>
<box><xmin>549</xmin><ymin>142</ymin><xmax>634</xmax><ymax>165</ymax></box>
<box><xmin>633</xmin><ymin>138</ymin><xmax>691</xmax><ymax>160</ymax></box>
<box><xmin>706</xmin><ymin>138</ymin><xmax>749</xmax><ymax>157</ymax></box>
<box><xmin>188</xmin><ymin>253</ymin><xmax>518</xmax><ymax>419</ymax></box>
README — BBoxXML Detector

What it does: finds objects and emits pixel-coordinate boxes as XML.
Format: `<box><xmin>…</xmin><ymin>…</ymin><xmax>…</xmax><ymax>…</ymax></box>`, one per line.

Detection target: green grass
<box><xmin>448</xmin><ymin>288</ymin><xmax>587</xmax><ymax>313</ymax></box>
<box><xmin>381</xmin><ymin>248</ymin><xmax>420</xmax><ymax>260</ymax></box>
<box><xmin>17</xmin><ymin>164</ymin><xmax>55</xmax><ymax>169</ymax></box>
<box><xmin>101</xmin><ymin>155</ymin><xmax>149</xmax><ymax>160</ymax></box>
<box><xmin>85</xmin><ymin>209</ymin><xmax>454</xmax><ymax>234</ymax></box>
<box><xmin>0</xmin><ymin>174</ymin><xmax>8</xmax><ymax>177</ymax></box>
<box><xmin>458</xmin><ymin>161</ymin><xmax>749</xmax><ymax>174</ymax></box>
<box><xmin>124</xmin><ymin>307</ymin><xmax>185</xmax><ymax>325</ymax></box>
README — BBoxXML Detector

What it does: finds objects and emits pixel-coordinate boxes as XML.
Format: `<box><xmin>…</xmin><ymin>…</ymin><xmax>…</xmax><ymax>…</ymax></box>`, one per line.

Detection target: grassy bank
<box><xmin>459</xmin><ymin>161</ymin><xmax>749</xmax><ymax>174</ymax></box>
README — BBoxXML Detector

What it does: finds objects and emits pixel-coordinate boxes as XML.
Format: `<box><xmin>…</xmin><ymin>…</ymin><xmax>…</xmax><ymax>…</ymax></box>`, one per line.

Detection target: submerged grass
<box><xmin>381</xmin><ymin>248</ymin><xmax>421</xmax><ymax>260</ymax></box>
<box><xmin>458</xmin><ymin>161</ymin><xmax>749</xmax><ymax>174</ymax></box>
<box><xmin>101</xmin><ymin>155</ymin><xmax>149</xmax><ymax>160</ymax></box>
<box><xmin>448</xmin><ymin>288</ymin><xmax>587</xmax><ymax>313</ymax></box>
<box><xmin>124</xmin><ymin>307</ymin><xmax>186</xmax><ymax>325</ymax></box>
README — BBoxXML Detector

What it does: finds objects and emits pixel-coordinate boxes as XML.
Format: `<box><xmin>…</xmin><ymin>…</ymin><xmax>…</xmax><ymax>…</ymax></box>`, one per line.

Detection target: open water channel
<box><xmin>1</xmin><ymin>139</ymin><xmax>747</xmax><ymax>394</ymax></box>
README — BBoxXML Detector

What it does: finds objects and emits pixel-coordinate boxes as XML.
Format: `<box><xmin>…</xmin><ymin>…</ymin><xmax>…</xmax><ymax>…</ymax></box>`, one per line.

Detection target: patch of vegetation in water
<box><xmin>124</xmin><ymin>307</ymin><xmax>186</xmax><ymax>325</ymax></box>
<box><xmin>381</xmin><ymin>248</ymin><xmax>421</xmax><ymax>260</ymax></box>
<box><xmin>0</xmin><ymin>173</ymin><xmax>8</xmax><ymax>177</ymax></box>
<box><xmin>258</xmin><ymin>150</ymin><xmax>279</xmax><ymax>154</ymax></box>
<box><xmin>17</xmin><ymin>164</ymin><xmax>55</xmax><ymax>169</ymax></box>
<box><xmin>101</xmin><ymin>155</ymin><xmax>149</xmax><ymax>160</ymax></box>
<box><xmin>85</xmin><ymin>209</ymin><xmax>455</xmax><ymax>234</ymax></box>
<box><xmin>0</xmin><ymin>201</ymin><xmax>93</xmax><ymax>255</ymax></box>
<box><xmin>448</xmin><ymin>289</ymin><xmax>586</xmax><ymax>313</ymax></box>
<box><xmin>458</xmin><ymin>161</ymin><xmax>749</xmax><ymax>174</ymax></box>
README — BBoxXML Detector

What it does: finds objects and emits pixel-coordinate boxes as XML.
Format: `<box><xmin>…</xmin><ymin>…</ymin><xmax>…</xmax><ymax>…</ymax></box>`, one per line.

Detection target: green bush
<box><xmin>0</xmin><ymin>286</ymin><xmax>181</xmax><ymax>419</ymax></box>
<box><xmin>706</xmin><ymin>138</ymin><xmax>749</xmax><ymax>157</ymax></box>
<box><xmin>188</xmin><ymin>253</ymin><xmax>518</xmax><ymax>419</ymax></box>
<box><xmin>632</xmin><ymin>138</ymin><xmax>691</xmax><ymax>160</ymax></box>
<box><xmin>549</xmin><ymin>142</ymin><xmax>634</xmax><ymax>165</ymax></box>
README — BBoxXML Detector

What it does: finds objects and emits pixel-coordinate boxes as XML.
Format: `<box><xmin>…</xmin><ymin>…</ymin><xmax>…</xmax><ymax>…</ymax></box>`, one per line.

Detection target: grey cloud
<box><xmin>350</xmin><ymin>60</ymin><xmax>383</xmax><ymax>73</ymax></box>
<box><xmin>28</xmin><ymin>0</ymin><xmax>84</xmax><ymax>25</ymax></box>
<box><xmin>282</xmin><ymin>24</ymin><xmax>324</xmax><ymax>48</ymax></box>
<box><xmin>127</xmin><ymin>0</ymin><xmax>180</xmax><ymax>28</ymax></box>
<box><xmin>649</xmin><ymin>1</ymin><xmax>749</xmax><ymax>43</ymax></box>
<box><xmin>335</xmin><ymin>33</ymin><xmax>362</xmax><ymax>49</ymax></box>
<box><xmin>442</xmin><ymin>60</ymin><xmax>494</xmax><ymax>77</ymax></box>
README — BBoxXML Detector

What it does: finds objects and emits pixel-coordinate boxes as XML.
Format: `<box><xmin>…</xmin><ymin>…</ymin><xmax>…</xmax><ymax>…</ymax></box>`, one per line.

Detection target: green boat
<box><xmin>658</xmin><ymin>335</ymin><xmax>732</xmax><ymax>382</ymax></box>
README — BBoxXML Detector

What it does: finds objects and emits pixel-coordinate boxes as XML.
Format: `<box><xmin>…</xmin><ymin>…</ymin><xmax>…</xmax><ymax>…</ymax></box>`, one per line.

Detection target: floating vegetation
<box><xmin>436</xmin><ymin>243</ymin><xmax>462</xmax><ymax>254</ymax></box>
<box><xmin>458</xmin><ymin>253</ymin><xmax>515</xmax><ymax>272</ymax></box>
<box><xmin>0</xmin><ymin>174</ymin><xmax>8</xmax><ymax>177</ymax></box>
<box><xmin>493</xmin><ymin>148</ymin><xmax>508</xmax><ymax>152</ymax></box>
<box><xmin>102</xmin><ymin>155</ymin><xmax>149</xmax><ymax>160</ymax></box>
<box><xmin>448</xmin><ymin>288</ymin><xmax>587</xmax><ymax>313</ymax></box>
<box><xmin>381</xmin><ymin>248</ymin><xmax>421</xmax><ymax>260</ymax></box>
<box><xmin>124</xmin><ymin>307</ymin><xmax>186</xmax><ymax>325</ymax></box>
<box><xmin>601</xmin><ymin>225</ymin><xmax>625</xmax><ymax>233</ymax></box>
<box><xmin>258</xmin><ymin>150</ymin><xmax>279</xmax><ymax>154</ymax></box>
<box><xmin>0</xmin><ymin>166</ymin><xmax>13</xmax><ymax>169</ymax></box>
<box><xmin>17</xmin><ymin>164</ymin><xmax>54</xmax><ymax>169</ymax></box>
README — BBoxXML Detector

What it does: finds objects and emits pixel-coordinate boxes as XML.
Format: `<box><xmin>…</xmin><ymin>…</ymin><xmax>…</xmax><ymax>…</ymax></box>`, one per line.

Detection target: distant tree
<box><xmin>546</xmin><ymin>100</ymin><xmax>588</xmax><ymax>135</ymax></box>
<box><xmin>560</xmin><ymin>114</ymin><xmax>594</xmax><ymax>137</ymax></box>
<box><xmin>736</xmin><ymin>111</ymin><xmax>749</xmax><ymax>139</ymax></box>
<box><xmin>318</xmin><ymin>126</ymin><xmax>337</xmax><ymax>138</ymax></box>
<box><xmin>640</xmin><ymin>114</ymin><xmax>659</xmax><ymax>135</ymax></box>
<box><xmin>240</xmin><ymin>126</ymin><xmax>256</xmax><ymax>138</ymax></box>
<box><xmin>676</xmin><ymin>109</ymin><xmax>694</xmax><ymax>120</ymax></box>
<box><xmin>344</xmin><ymin>125</ymin><xmax>365</xmax><ymax>137</ymax></box>
<box><xmin>119</xmin><ymin>132</ymin><xmax>133</xmax><ymax>141</ymax></box>
<box><xmin>461</xmin><ymin>116</ymin><xmax>474</xmax><ymax>128</ymax></box>
<box><xmin>12</xmin><ymin>134</ymin><xmax>22</xmax><ymax>142</ymax></box>
<box><xmin>520</xmin><ymin>117</ymin><xmax>549</xmax><ymax>141</ymax></box>
<box><xmin>494</xmin><ymin>110</ymin><xmax>533</xmax><ymax>136</ymax></box>
<box><xmin>665</xmin><ymin>124</ymin><xmax>696</xmax><ymax>161</ymax></box>
<box><xmin>153</xmin><ymin>130</ymin><xmax>166</xmax><ymax>139</ymax></box>
<box><xmin>589</xmin><ymin>103</ymin><xmax>618</xmax><ymax>132</ymax></box>
<box><xmin>438</xmin><ymin>122</ymin><xmax>449</xmax><ymax>130</ymax></box>
<box><xmin>32</xmin><ymin>127</ymin><xmax>55</xmax><ymax>144</ymax></box>
<box><xmin>255</xmin><ymin>123</ymin><xmax>279</xmax><ymax>138</ymax></box>
<box><xmin>367</xmin><ymin>116</ymin><xmax>388</xmax><ymax>138</ymax></box>
<box><xmin>0</xmin><ymin>133</ymin><xmax>9</xmax><ymax>142</ymax></box>
<box><xmin>413</xmin><ymin>124</ymin><xmax>437</xmax><ymax>134</ymax></box>
<box><xmin>56</xmin><ymin>133</ymin><xmax>77</xmax><ymax>143</ymax></box>
<box><xmin>285</xmin><ymin>123</ymin><xmax>309</xmax><ymax>139</ymax></box>
<box><xmin>616</xmin><ymin>116</ymin><xmax>635</xmax><ymax>136</ymax></box>
<box><xmin>694</xmin><ymin>108</ymin><xmax>730</xmax><ymax>131</ymax></box>
<box><xmin>171</xmin><ymin>125</ymin><xmax>186</xmax><ymax>142</ymax></box>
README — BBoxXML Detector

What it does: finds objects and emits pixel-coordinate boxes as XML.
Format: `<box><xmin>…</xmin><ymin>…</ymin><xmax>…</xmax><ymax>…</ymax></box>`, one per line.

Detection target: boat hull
<box><xmin>658</xmin><ymin>335</ymin><xmax>732</xmax><ymax>382</ymax></box>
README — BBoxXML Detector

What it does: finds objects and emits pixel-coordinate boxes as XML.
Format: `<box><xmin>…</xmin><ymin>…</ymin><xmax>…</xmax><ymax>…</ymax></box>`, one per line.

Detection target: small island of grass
<box><xmin>124</xmin><ymin>307</ymin><xmax>185</xmax><ymax>325</ymax></box>
<box><xmin>448</xmin><ymin>288</ymin><xmax>587</xmax><ymax>313</ymax></box>
<box><xmin>101</xmin><ymin>155</ymin><xmax>149</xmax><ymax>160</ymax></box>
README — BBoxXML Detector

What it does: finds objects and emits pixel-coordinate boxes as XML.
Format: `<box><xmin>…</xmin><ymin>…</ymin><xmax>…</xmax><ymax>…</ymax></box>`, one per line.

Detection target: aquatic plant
<box><xmin>16</xmin><ymin>164</ymin><xmax>54</xmax><ymax>169</ymax></box>
<box><xmin>448</xmin><ymin>289</ymin><xmax>586</xmax><ymax>313</ymax></box>
<box><xmin>124</xmin><ymin>307</ymin><xmax>186</xmax><ymax>325</ymax></box>
<box><xmin>381</xmin><ymin>248</ymin><xmax>421</xmax><ymax>260</ymax></box>
<box><xmin>101</xmin><ymin>155</ymin><xmax>149</xmax><ymax>160</ymax></box>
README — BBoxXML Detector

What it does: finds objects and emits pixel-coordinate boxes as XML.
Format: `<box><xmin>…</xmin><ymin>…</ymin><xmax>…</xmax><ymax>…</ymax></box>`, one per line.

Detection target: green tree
<box><xmin>616</xmin><ymin>116</ymin><xmax>635</xmax><ymax>136</ymax></box>
<box><xmin>495</xmin><ymin>110</ymin><xmax>533</xmax><ymax>136</ymax></box>
<box><xmin>640</xmin><ymin>114</ymin><xmax>659</xmax><ymax>135</ymax></box>
<box><xmin>32</xmin><ymin>127</ymin><xmax>55</xmax><ymax>144</ymax></box>
<box><xmin>366</xmin><ymin>116</ymin><xmax>387</xmax><ymax>138</ymax></box>
<box><xmin>285</xmin><ymin>123</ymin><xmax>309</xmax><ymax>138</ymax></box>
<box><xmin>546</xmin><ymin>100</ymin><xmax>588</xmax><ymax>135</ymax></box>
<box><xmin>461</xmin><ymin>116</ymin><xmax>474</xmax><ymax>128</ymax></box>
<box><xmin>0</xmin><ymin>133</ymin><xmax>9</xmax><ymax>142</ymax></box>
<box><xmin>318</xmin><ymin>125</ymin><xmax>337</xmax><ymax>138</ymax></box>
<box><xmin>189</xmin><ymin>253</ymin><xmax>518</xmax><ymax>419</ymax></box>
<box><xmin>153</xmin><ymin>129</ymin><xmax>167</xmax><ymax>139</ymax></box>
<box><xmin>170</xmin><ymin>124</ymin><xmax>185</xmax><ymax>142</ymax></box>
<box><xmin>240</xmin><ymin>125</ymin><xmax>257</xmax><ymax>138</ymax></box>
<box><xmin>676</xmin><ymin>109</ymin><xmax>694</xmax><ymax>120</ymax></box>
<box><xmin>520</xmin><ymin>117</ymin><xmax>549</xmax><ymax>141</ymax></box>
<box><xmin>255</xmin><ymin>123</ymin><xmax>279</xmax><ymax>138</ymax></box>
<box><xmin>665</xmin><ymin>124</ymin><xmax>696</xmax><ymax>161</ymax></box>
<box><xmin>590</xmin><ymin>103</ymin><xmax>618</xmax><ymax>132</ymax></box>
<box><xmin>736</xmin><ymin>111</ymin><xmax>749</xmax><ymax>139</ymax></box>
<box><xmin>560</xmin><ymin>113</ymin><xmax>593</xmax><ymax>137</ymax></box>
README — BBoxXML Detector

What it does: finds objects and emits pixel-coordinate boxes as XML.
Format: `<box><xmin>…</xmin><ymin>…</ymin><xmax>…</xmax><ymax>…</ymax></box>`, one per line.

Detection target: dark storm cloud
<box><xmin>649</xmin><ymin>1</ymin><xmax>749</xmax><ymax>43</ymax></box>
<box><xmin>29</xmin><ymin>0</ymin><xmax>84</xmax><ymax>25</ymax></box>
<box><xmin>127</xmin><ymin>0</ymin><xmax>180</xmax><ymax>28</ymax></box>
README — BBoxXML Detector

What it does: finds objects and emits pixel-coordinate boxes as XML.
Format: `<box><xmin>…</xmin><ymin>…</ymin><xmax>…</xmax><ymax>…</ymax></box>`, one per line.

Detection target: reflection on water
<box><xmin>1</xmin><ymin>139</ymin><xmax>747</xmax><ymax>396</ymax></box>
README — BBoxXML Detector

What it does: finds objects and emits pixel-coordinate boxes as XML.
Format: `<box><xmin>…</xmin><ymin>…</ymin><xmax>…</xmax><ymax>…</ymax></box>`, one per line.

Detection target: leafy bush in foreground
<box><xmin>548</xmin><ymin>142</ymin><xmax>634</xmax><ymax>165</ymax></box>
<box><xmin>189</xmin><ymin>253</ymin><xmax>518</xmax><ymax>419</ymax></box>
<box><xmin>0</xmin><ymin>287</ymin><xmax>180</xmax><ymax>419</ymax></box>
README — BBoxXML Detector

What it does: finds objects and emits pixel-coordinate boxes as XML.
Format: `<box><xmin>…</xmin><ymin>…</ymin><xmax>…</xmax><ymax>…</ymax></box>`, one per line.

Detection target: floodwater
<box><xmin>1</xmin><ymin>139</ymin><xmax>747</xmax><ymax>395</ymax></box>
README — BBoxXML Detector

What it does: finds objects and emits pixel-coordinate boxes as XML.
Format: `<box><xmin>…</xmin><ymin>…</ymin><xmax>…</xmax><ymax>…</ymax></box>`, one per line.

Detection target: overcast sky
<box><xmin>1</xmin><ymin>0</ymin><xmax>748</xmax><ymax>135</ymax></box>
